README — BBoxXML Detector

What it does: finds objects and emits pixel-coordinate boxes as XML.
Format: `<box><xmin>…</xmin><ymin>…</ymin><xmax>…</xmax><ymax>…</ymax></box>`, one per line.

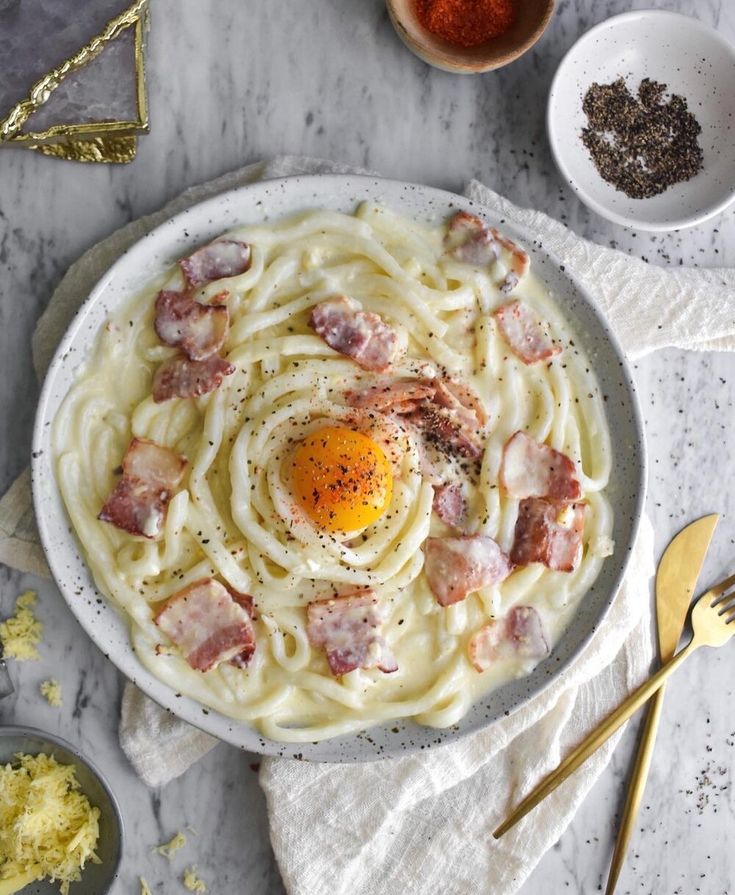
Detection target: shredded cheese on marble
<box><xmin>153</xmin><ymin>830</ymin><xmax>187</xmax><ymax>859</ymax></box>
<box><xmin>183</xmin><ymin>866</ymin><xmax>207</xmax><ymax>893</ymax></box>
<box><xmin>0</xmin><ymin>591</ymin><xmax>42</xmax><ymax>660</ymax></box>
<box><xmin>40</xmin><ymin>679</ymin><xmax>62</xmax><ymax>707</ymax></box>
<box><xmin>140</xmin><ymin>877</ymin><xmax>154</xmax><ymax>895</ymax></box>
<box><xmin>0</xmin><ymin>753</ymin><xmax>101</xmax><ymax>894</ymax></box>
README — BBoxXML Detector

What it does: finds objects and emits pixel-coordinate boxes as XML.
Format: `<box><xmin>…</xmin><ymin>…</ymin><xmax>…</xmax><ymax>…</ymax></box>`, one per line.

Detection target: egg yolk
<box><xmin>291</xmin><ymin>426</ymin><xmax>393</xmax><ymax>533</ymax></box>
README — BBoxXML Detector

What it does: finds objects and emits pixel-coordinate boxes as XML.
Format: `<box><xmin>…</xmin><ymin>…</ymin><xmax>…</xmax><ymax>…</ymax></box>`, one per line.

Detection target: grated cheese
<box><xmin>40</xmin><ymin>679</ymin><xmax>62</xmax><ymax>708</ymax></box>
<box><xmin>0</xmin><ymin>753</ymin><xmax>101</xmax><ymax>895</ymax></box>
<box><xmin>183</xmin><ymin>866</ymin><xmax>207</xmax><ymax>893</ymax></box>
<box><xmin>0</xmin><ymin>591</ymin><xmax>42</xmax><ymax>660</ymax></box>
<box><xmin>152</xmin><ymin>830</ymin><xmax>187</xmax><ymax>859</ymax></box>
<box><xmin>140</xmin><ymin>877</ymin><xmax>154</xmax><ymax>895</ymax></box>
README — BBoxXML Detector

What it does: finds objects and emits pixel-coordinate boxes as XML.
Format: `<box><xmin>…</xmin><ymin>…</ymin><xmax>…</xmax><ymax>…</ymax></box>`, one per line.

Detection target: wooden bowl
<box><xmin>386</xmin><ymin>0</ymin><xmax>555</xmax><ymax>73</ymax></box>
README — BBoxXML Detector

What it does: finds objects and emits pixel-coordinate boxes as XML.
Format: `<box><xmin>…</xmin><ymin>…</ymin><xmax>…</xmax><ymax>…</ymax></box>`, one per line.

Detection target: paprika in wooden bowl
<box><xmin>386</xmin><ymin>0</ymin><xmax>554</xmax><ymax>73</ymax></box>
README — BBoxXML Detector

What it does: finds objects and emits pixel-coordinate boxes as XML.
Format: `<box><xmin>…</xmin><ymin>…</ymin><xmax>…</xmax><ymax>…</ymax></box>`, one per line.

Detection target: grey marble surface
<box><xmin>1</xmin><ymin>0</ymin><xmax>734</xmax><ymax>893</ymax></box>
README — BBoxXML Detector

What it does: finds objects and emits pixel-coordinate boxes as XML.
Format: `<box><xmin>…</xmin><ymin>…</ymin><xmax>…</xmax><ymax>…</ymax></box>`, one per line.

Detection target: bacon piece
<box><xmin>306</xmin><ymin>591</ymin><xmax>397</xmax><ymax>676</ymax></box>
<box><xmin>154</xmin><ymin>290</ymin><xmax>229</xmax><ymax>361</ymax></box>
<box><xmin>403</xmin><ymin>378</ymin><xmax>487</xmax><ymax>460</ymax></box>
<box><xmin>407</xmin><ymin>402</ymin><xmax>484</xmax><ymax>460</ymax></box>
<box><xmin>491</xmin><ymin>228</ymin><xmax>530</xmax><ymax>294</ymax></box>
<box><xmin>346</xmin><ymin>379</ymin><xmax>436</xmax><ymax>414</ymax></box>
<box><xmin>120</xmin><ymin>437</ymin><xmax>187</xmax><ymax>487</ymax></box>
<box><xmin>152</xmin><ymin>354</ymin><xmax>235</xmax><ymax>402</ymax></box>
<box><xmin>424</xmin><ymin>535</ymin><xmax>512</xmax><ymax>607</ymax></box>
<box><xmin>501</xmin><ymin>431</ymin><xmax>581</xmax><ymax>501</ymax></box>
<box><xmin>468</xmin><ymin>605</ymin><xmax>548</xmax><ymax>672</ymax></box>
<box><xmin>430</xmin><ymin>377</ymin><xmax>488</xmax><ymax>432</ymax></box>
<box><xmin>98</xmin><ymin>438</ymin><xmax>187</xmax><ymax>539</ymax></box>
<box><xmin>180</xmin><ymin>239</ymin><xmax>251</xmax><ymax>288</ymax></box>
<box><xmin>446</xmin><ymin>212</ymin><xmax>529</xmax><ymax>293</ymax></box>
<box><xmin>154</xmin><ymin>578</ymin><xmax>256</xmax><ymax>673</ymax></box>
<box><xmin>226</xmin><ymin>590</ymin><xmax>257</xmax><ymax>667</ymax></box>
<box><xmin>494</xmin><ymin>300</ymin><xmax>561</xmax><ymax>364</ymax></box>
<box><xmin>347</xmin><ymin>376</ymin><xmax>487</xmax><ymax>461</ymax></box>
<box><xmin>446</xmin><ymin>211</ymin><xmax>499</xmax><ymax>265</ymax></box>
<box><xmin>511</xmin><ymin>498</ymin><xmax>586</xmax><ymax>572</ymax></box>
<box><xmin>309</xmin><ymin>296</ymin><xmax>405</xmax><ymax>372</ymax></box>
<box><xmin>432</xmin><ymin>483</ymin><xmax>466</xmax><ymax>530</ymax></box>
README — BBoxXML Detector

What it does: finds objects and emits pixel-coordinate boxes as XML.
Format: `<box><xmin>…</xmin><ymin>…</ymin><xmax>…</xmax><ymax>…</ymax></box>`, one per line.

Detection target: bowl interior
<box><xmin>31</xmin><ymin>174</ymin><xmax>645</xmax><ymax>762</ymax></box>
<box><xmin>0</xmin><ymin>727</ymin><xmax>122</xmax><ymax>894</ymax></box>
<box><xmin>548</xmin><ymin>10</ymin><xmax>735</xmax><ymax>230</ymax></box>
<box><xmin>388</xmin><ymin>0</ymin><xmax>554</xmax><ymax>72</ymax></box>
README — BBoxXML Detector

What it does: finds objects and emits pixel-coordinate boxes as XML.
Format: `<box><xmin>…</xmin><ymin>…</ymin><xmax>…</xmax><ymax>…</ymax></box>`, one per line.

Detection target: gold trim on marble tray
<box><xmin>1</xmin><ymin>0</ymin><xmax>149</xmax><ymax>148</ymax></box>
<box><xmin>31</xmin><ymin>134</ymin><xmax>138</xmax><ymax>164</ymax></box>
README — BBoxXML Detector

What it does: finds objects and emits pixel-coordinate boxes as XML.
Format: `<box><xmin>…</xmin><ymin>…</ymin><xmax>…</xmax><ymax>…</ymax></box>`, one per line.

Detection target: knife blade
<box><xmin>655</xmin><ymin>514</ymin><xmax>719</xmax><ymax>659</ymax></box>
<box><xmin>604</xmin><ymin>514</ymin><xmax>719</xmax><ymax>894</ymax></box>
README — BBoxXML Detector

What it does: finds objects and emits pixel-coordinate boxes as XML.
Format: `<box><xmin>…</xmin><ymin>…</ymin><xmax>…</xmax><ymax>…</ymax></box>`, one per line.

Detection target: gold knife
<box><xmin>604</xmin><ymin>514</ymin><xmax>719</xmax><ymax>894</ymax></box>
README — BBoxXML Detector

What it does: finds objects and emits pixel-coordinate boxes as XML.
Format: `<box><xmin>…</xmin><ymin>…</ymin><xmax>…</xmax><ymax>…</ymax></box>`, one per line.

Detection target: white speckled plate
<box><xmin>31</xmin><ymin>175</ymin><xmax>646</xmax><ymax>762</ymax></box>
<box><xmin>548</xmin><ymin>10</ymin><xmax>735</xmax><ymax>231</ymax></box>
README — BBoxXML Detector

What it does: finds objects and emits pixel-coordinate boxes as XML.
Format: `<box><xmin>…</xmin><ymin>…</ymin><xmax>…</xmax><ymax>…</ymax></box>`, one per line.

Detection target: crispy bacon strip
<box><xmin>501</xmin><ymin>431</ymin><xmax>581</xmax><ymax>501</ymax></box>
<box><xmin>98</xmin><ymin>438</ymin><xmax>187</xmax><ymax>539</ymax></box>
<box><xmin>405</xmin><ymin>378</ymin><xmax>487</xmax><ymax>460</ymax></box>
<box><xmin>154</xmin><ymin>578</ymin><xmax>256</xmax><ymax>673</ymax></box>
<box><xmin>494</xmin><ymin>300</ymin><xmax>561</xmax><ymax>365</ymax></box>
<box><xmin>424</xmin><ymin>536</ymin><xmax>512</xmax><ymax>607</ymax></box>
<box><xmin>306</xmin><ymin>591</ymin><xmax>398</xmax><ymax>676</ymax></box>
<box><xmin>446</xmin><ymin>211</ymin><xmax>529</xmax><ymax>293</ymax></box>
<box><xmin>432</xmin><ymin>483</ymin><xmax>466</xmax><ymax>530</ymax></box>
<box><xmin>491</xmin><ymin>228</ymin><xmax>530</xmax><ymax>294</ymax></box>
<box><xmin>152</xmin><ymin>354</ymin><xmax>235</xmax><ymax>403</ymax></box>
<box><xmin>346</xmin><ymin>376</ymin><xmax>487</xmax><ymax>461</ymax></box>
<box><xmin>407</xmin><ymin>402</ymin><xmax>484</xmax><ymax>460</ymax></box>
<box><xmin>154</xmin><ymin>290</ymin><xmax>229</xmax><ymax>361</ymax></box>
<box><xmin>310</xmin><ymin>296</ymin><xmax>406</xmax><ymax>372</ymax></box>
<box><xmin>446</xmin><ymin>211</ymin><xmax>499</xmax><ymax>266</ymax></box>
<box><xmin>180</xmin><ymin>239</ymin><xmax>251</xmax><ymax>288</ymax></box>
<box><xmin>432</xmin><ymin>378</ymin><xmax>488</xmax><ymax>429</ymax></box>
<box><xmin>468</xmin><ymin>605</ymin><xmax>548</xmax><ymax>672</ymax></box>
<box><xmin>511</xmin><ymin>498</ymin><xmax>586</xmax><ymax>572</ymax></box>
<box><xmin>346</xmin><ymin>379</ymin><xmax>436</xmax><ymax>414</ymax></box>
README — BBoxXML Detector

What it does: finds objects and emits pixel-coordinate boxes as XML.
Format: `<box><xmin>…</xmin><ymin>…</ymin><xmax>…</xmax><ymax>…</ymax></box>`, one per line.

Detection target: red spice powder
<box><xmin>414</xmin><ymin>0</ymin><xmax>515</xmax><ymax>48</ymax></box>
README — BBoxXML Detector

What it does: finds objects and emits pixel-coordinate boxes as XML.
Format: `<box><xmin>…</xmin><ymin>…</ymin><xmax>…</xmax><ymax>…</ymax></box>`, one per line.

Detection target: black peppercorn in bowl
<box><xmin>547</xmin><ymin>10</ymin><xmax>735</xmax><ymax>231</ymax></box>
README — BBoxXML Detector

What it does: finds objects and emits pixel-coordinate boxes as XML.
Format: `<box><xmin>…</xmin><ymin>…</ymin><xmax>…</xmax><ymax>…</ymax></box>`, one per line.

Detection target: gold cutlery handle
<box><xmin>604</xmin><ymin>683</ymin><xmax>665</xmax><ymax>895</ymax></box>
<box><xmin>493</xmin><ymin>642</ymin><xmax>696</xmax><ymax>839</ymax></box>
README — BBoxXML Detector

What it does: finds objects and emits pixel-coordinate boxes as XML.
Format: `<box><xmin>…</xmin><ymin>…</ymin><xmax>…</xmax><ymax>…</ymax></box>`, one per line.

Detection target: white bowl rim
<box><xmin>31</xmin><ymin>173</ymin><xmax>647</xmax><ymax>762</ymax></box>
<box><xmin>547</xmin><ymin>8</ymin><xmax>735</xmax><ymax>232</ymax></box>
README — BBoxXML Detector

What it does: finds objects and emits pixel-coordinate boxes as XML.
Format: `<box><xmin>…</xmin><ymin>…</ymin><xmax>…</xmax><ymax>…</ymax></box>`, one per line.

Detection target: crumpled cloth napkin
<box><xmin>2</xmin><ymin>155</ymin><xmax>735</xmax><ymax>895</ymax></box>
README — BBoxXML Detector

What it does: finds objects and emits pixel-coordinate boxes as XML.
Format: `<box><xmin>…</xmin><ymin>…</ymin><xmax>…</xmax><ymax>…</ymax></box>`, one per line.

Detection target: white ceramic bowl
<box><xmin>31</xmin><ymin>174</ymin><xmax>646</xmax><ymax>762</ymax></box>
<box><xmin>548</xmin><ymin>10</ymin><xmax>735</xmax><ymax>231</ymax></box>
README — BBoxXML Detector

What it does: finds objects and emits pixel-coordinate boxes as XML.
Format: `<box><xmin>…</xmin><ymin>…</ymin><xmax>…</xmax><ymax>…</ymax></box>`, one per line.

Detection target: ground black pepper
<box><xmin>581</xmin><ymin>77</ymin><xmax>704</xmax><ymax>199</ymax></box>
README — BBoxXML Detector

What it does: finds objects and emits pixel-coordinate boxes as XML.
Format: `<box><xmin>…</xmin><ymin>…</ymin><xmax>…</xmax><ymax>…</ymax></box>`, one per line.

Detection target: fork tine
<box><xmin>715</xmin><ymin>594</ymin><xmax>735</xmax><ymax>613</ymax></box>
<box><xmin>708</xmin><ymin>572</ymin><xmax>735</xmax><ymax>603</ymax></box>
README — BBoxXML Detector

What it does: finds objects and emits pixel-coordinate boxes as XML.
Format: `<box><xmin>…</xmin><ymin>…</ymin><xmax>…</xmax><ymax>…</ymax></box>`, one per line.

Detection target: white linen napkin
<box><xmin>2</xmin><ymin>156</ymin><xmax>734</xmax><ymax>895</ymax></box>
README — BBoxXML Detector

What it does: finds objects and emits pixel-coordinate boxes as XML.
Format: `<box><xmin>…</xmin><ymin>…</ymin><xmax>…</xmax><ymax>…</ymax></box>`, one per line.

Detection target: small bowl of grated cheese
<box><xmin>0</xmin><ymin>726</ymin><xmax>123</xmax><ymax>895</ymax></box>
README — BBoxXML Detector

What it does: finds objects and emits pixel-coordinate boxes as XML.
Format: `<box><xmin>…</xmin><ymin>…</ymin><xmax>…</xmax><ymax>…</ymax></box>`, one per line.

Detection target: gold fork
<box><xmin>493</xmin><ymin>571</ymin><xmax>735</xmax><ymax>839</ymax></box>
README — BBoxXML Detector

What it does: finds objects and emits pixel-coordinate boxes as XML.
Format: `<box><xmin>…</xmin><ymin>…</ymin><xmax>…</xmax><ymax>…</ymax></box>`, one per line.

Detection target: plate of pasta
<box><xmin>32</xmin><ymin>175</ymin><xmax>645</xmax><ymax>761</ymax></box>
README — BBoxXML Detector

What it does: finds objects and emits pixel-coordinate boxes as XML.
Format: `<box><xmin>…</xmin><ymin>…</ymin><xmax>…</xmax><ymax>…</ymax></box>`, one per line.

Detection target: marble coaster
<box><xmin>0</xmin><ymin>0</ymin><xmax>147</xmax><ymax>162</ymax></box>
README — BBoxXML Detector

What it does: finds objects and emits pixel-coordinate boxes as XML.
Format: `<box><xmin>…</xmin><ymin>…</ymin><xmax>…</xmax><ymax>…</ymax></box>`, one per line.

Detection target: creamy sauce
<box><xmin>53</xmin><ymin>204</ymin><xmax>613</xmax><ymax>742</ymax></box>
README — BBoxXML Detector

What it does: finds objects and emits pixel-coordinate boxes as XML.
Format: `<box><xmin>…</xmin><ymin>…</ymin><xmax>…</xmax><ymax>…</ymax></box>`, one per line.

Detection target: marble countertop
<box><xmin>1</xmin><ymin>0</ymin><xmax>734</xmax><ymax>892</ymax></box>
